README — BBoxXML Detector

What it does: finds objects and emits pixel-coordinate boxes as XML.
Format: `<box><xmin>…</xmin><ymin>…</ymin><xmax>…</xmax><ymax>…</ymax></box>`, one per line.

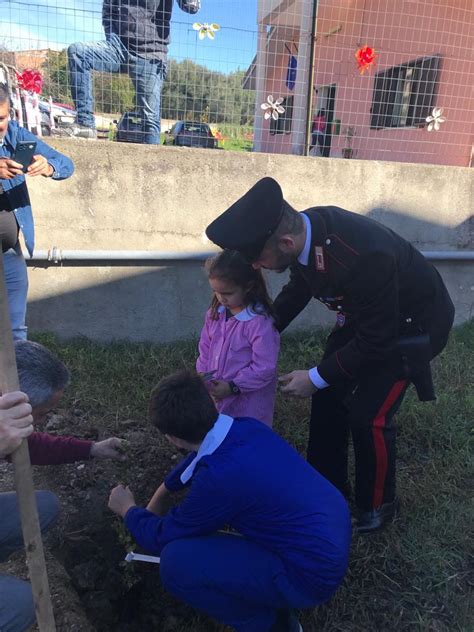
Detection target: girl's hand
<box><xmin>209</xmin><ymin>380</ymin><xmax>232</xmax><ymax>401</ymax></box>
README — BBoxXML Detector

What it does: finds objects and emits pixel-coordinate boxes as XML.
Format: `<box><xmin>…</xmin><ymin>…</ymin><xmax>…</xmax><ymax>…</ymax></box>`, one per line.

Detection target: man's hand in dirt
<box><xmin>108</xmin><ymin>484</ymin><xmax>136</xmax><ymax>517</ymax></box>
<box><xmin>0</xmin><ymin>391</ymin><xmax>33</xmax><ymax>458</ymax></box>
<box><xmin>90</xmin><ymin>437</ymin><xmax>126</xmax><ymax>460</ymax></box>
<box><xmin>0</xmin><ymin>158</ymin><xmax>24</xmax><ymax>180</ymax></box>
<box><xmin>27</xmin><ymin>155</ymin><xmax>54</xmax><ymax>177</ymax></box>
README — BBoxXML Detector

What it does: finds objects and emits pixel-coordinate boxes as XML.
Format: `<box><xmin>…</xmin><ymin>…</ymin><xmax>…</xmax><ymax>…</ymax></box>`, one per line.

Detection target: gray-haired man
<box><xmin>0</xmin><ymin>341</ymin><xmax>123</xmax><ymax>631</ymax></box>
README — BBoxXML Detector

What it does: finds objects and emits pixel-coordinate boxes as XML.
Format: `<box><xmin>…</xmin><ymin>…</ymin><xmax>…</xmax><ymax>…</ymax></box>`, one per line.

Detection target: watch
<box><xmin>228</xmin><ymin>381</ymin><xmax>241</xmax><ymax>395</ymax></box>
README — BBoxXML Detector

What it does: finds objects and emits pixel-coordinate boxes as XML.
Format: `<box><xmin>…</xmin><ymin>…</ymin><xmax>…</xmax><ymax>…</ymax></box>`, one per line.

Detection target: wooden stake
<box><xmin>0</xmin><ymin>247</ymin><xmax>56</xmax><ymax>631</ymax></box>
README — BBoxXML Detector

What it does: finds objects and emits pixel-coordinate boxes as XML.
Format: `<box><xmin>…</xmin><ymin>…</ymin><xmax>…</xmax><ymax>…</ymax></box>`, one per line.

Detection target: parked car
<box><xmin>115</xmin><ymin>112</ymin><xmax>145</xmax><ymax>144</ymax></box>
<box><xmin>38</xmin><ymin>100</ymin><xmax>77</xmax><ymax>136</ymax></box>
<box><xmin>164</xmin><ymin>121</ymin><xmax>217</xmax><ymax>149</ymax></box>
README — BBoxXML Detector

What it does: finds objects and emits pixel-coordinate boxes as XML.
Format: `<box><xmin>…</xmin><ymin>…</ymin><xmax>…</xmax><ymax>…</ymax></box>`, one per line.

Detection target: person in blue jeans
<box><xmin>0</xmin><ymin>85</ymin><xmax>74</xmax><ymax>340</ymax></box>
<box><xmin>68</xmin><ymin>0</ymin><xmax>201</xmax><ymax>143</ymax></box>
<box><xmin>108</xmin><ymin>371</ymin><xmax>351</xmax><ymax>632</ymax></box>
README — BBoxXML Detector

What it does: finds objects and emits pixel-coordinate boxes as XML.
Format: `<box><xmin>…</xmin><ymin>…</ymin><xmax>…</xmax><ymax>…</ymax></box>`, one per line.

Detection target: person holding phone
<box><xmin>0</xmin><ymin>83</ymin><xmax>74</xmax><ymax>340</ymax></box>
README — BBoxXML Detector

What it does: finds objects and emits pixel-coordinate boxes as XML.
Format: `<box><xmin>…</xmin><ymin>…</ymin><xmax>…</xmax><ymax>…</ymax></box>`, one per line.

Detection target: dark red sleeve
<box><xmin>25</xmin><ymin>432</ymin><xmax>93</xmax><ymax>465</ymax></box>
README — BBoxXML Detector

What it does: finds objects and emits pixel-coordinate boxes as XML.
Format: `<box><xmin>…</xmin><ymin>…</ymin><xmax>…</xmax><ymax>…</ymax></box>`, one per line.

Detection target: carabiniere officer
<box><xmin>206</xmin><ymin>177</ymin><xmax>455</xmax><ymax>533</ymax></box>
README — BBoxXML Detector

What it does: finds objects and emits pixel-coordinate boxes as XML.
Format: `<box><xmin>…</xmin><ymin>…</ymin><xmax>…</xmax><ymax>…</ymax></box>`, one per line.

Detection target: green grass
<box><xmin>33</xmin><ymin>320</ymin><xmax>474</xmax><ymax>631</ymax></box>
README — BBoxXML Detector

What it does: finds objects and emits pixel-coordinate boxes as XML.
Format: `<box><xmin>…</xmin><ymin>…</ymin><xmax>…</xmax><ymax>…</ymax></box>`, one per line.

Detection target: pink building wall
<box><xmin>259</xmin><ymin>0</ymin><xmax>473</xmax><ymax>166</ymax></box>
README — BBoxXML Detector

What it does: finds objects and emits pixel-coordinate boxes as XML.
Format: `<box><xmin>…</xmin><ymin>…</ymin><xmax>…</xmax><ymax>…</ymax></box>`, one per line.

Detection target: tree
<box><xmin>161</xmin><ymin>59</ymin><xmax>255</xmax><ymax>125</ymax></box>
<box><xmin>39</xmin><ymin>49</ymin><xmax>255</xmax><ymax>125</ymax></box>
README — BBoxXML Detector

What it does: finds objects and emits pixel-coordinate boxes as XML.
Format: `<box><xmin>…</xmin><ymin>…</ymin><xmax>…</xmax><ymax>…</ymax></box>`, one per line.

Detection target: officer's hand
<box><xmin>278</xmin><ymin>370</ymin><xmax>318</xmax><ymax>398</ymax></box>
<box><xmin>27</xmin><ymin>155</ymin><xmax>54</xmax><ymax>177</ymax></box>
<box><xmin>0</xmin><ymin>391</ymin><xmax>34</xmax><ymax>458</ymax></box>
<box><xmin>0</xmin><ymin>158</ymin><xmax>23</xmax><ymax>179</ymax></box>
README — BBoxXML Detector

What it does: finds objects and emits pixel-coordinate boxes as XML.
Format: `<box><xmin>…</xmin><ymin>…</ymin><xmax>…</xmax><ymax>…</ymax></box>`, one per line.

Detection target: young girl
<box><xmin>196</xmin><ymin>249</ymin><xmax>280</xmax><ymax>427</ymax></box>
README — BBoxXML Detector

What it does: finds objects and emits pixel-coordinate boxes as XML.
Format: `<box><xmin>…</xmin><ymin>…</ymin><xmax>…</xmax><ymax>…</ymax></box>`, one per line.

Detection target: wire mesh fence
<box><xmin>0</xmin><ymin>0</ymin><xmax>472</xmax><ymax>166</ymax></box>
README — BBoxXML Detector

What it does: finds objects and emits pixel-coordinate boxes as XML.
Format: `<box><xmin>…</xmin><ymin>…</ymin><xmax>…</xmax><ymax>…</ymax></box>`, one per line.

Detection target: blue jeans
<box><xmin>68</xmin><ymin>34</ymin><xmax>166</xmax><ymax>144</ymax></box>
<box><xmin>3</xmin><ymin>248</ymin><xmax>28</xmax><ymax>341</ymax></box>
<box><xmin>0</xmin><ymin>491</ymin><xmax>59</xmax><ymax>632</ymax></box>
<box><xmin>160</xmin><ymin>534</ymin><xmax>323</xmax><ymax>632</ymax></box>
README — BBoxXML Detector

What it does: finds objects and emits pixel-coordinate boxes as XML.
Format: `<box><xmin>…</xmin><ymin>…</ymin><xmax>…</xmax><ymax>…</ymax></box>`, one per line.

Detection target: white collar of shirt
<box><xmin>180</xmin><ymin>413</ymin><xmax>234</xmax><ymax>484</ymax></box>
<box><xmin>0</xmin><ymin>137</ymin><xmax>4</xmax><ymax>147</ymax></box>
<box><xmin>297</xmin><ymin>212</ymin><xmax>312</xmax><ymax>267</ymax></box>
<box><xmin>217</xmin><ymin>304</ymin><xmax>260</xmax><ymax>321</ymax></box>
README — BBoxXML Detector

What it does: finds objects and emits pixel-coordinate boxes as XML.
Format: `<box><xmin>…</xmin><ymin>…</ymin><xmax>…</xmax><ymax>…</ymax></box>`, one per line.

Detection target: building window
<box><xmin>270</xmin><ymin>96</ymin><xmax>294</xmax><ymax>134</ymax></box>
<box><xmin>370</xmin><ymin>55</ymin><xmax>441</xmax><ymax>129</ymax></box>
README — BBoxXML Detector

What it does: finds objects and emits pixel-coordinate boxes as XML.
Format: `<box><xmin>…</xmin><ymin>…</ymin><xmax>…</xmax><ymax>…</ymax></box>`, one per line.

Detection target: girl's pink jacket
<box><xmin>196</xmin><ymin>305</ymin><xmax>280</xmax><ymax>427</ymax></box>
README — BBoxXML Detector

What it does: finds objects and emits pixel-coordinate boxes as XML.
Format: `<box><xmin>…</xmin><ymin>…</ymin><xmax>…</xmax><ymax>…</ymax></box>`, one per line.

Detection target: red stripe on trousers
<box><xmin>372</xmin><ymin>380</ymin><xmax>407</xmax><ymax>508</ymax></box>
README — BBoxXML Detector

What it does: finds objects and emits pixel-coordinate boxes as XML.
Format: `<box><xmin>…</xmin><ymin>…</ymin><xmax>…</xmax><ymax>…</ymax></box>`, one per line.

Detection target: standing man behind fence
<box><xmin>68</xmin><ymin>0</ymin><xmax>201</xmax><ymax>143</ymax></box>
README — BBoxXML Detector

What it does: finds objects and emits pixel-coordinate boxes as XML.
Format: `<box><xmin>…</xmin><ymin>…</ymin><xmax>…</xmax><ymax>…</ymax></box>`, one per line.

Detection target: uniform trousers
<box><xmin>160</xmin><ymin>534</ymin><xmax>325</xmax><ymax>632</ymax></box>
<box><xmin>308</xmin><ymin>322</ymin><xmax>410</xmax><ymax>511</ymax></box>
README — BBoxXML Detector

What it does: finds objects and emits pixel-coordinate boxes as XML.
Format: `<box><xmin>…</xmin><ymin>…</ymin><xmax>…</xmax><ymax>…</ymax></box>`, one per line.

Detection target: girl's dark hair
<box><xmin>206</xmin><ymin>249</ymin><xmax>274</xmax><ymax>320</ymax></box>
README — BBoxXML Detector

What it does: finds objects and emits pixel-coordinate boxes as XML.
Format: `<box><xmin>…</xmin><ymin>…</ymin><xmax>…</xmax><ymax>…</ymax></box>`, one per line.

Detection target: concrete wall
<box><xmin>25</xmin><ymin>139</ymin><xmax>473</xmax><ymax>342</ymax></box>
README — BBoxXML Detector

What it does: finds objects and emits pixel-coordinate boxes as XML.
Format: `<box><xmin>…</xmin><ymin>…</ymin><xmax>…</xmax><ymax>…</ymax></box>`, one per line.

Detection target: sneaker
<box><xmin>355</xmin><ymin>498</ymin><xmax>400</xmax><ymax>534</ymax></box>
<box><xmin>70</xmin><ymin>124</ymin><xmax>97</xmax><ymax>139</ymax></box>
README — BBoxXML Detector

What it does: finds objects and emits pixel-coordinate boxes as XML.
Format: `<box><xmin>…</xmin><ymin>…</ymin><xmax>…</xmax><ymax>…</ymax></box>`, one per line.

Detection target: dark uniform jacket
<box><xmin>102</xmin><ymin>0</ymin><xmax>200</xmax><ymax>59</ymax></box>
<box><xmin>273</xmin><ymin>207</ymin><xmax>454</xmax><ymax>385</ymax></box>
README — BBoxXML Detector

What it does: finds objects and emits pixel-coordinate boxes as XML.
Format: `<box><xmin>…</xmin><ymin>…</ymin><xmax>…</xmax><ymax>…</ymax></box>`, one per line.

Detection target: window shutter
<box><xmin>410</xmin><ymin>55</ymin><xmax>441</xmax><ymax>126</ymax></box>
<box><xmin>370</xmin><ymin>71</ymin><xmax>396</xmax><ymax>129</ymax></box>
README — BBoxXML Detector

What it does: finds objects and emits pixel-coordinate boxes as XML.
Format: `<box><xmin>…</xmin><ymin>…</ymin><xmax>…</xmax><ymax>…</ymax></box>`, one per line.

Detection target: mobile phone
<box><xmin>12</xmin><ymin>141</ymin><xmax>37</xmax><ymax>173</ymax></box>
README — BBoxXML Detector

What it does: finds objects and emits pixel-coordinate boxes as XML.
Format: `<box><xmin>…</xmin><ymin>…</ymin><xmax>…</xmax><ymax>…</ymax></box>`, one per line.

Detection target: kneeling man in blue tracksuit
<box><xmin>108</xmin><ymin>371</ymin><xmax>351</xmax><ymax>632</ymax></box>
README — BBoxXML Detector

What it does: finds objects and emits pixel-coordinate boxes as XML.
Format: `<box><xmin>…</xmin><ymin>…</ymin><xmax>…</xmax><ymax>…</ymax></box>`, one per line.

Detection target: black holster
<box><xmin>397</xmin><ymin>333</ymin><xmax>436</xmax><ymax>402</ymax></box>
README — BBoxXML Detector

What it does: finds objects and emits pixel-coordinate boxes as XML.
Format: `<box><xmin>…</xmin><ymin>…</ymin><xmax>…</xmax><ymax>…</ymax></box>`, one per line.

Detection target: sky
<box><xmin>0</xmin><ymin>0</ymin><xmax>258</xmax><ymax>73</ymax></box>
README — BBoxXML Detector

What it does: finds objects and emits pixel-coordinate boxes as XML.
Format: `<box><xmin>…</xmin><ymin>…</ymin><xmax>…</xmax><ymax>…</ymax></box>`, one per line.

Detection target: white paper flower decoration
<box><xmin>260</xmin><ymin>95</ymin><xmax>285</xmax><ymax>120</ymax></box>
<box><xmin>193</xmin><ymin>22</ymin><xmax>220</xmax><ymax>40</ymax></box>
<box><xmin>425</xmin><ymin>107</ymin><xmax>446</xmax><ymax>132</ymax></box>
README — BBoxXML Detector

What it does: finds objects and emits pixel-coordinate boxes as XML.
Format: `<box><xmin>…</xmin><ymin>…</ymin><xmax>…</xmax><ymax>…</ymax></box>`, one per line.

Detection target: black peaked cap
<box><xmin>205</xmin><ymin>177</ymin><xmax>284</xmax><ymax>262</ymax></box>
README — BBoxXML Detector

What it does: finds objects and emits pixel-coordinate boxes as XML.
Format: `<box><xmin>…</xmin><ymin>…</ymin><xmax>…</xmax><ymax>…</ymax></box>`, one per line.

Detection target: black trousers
<box><xmin>307</xmin><ymin>323</ymin><xmax>411</xmax><ymax>511</ymax></box>
<box><xmin>308</xmin><ymin>367</ymin><xmax>408</xmax><ymax>510</ymax></box>
<box><xmin>308</xmin><ymin>300</ymin><xmax>454</xmax><ymax>511</ymax></box>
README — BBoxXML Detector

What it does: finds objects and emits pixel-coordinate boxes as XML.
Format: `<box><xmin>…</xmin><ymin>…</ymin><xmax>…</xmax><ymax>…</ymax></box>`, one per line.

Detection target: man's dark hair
<box><xmin>0</xmin><ymin>83</ymin><xmax>10</xmax><ymax>105</ymax></box>
<box><xmin>149</xmin><ymin>370</ymin><xmax>218</xmax><ymax>443</ymax></box>
<box><xmin>265</xmin><ymin>200</ymin><xmax>304</xmax><ymax>251</ymax></box>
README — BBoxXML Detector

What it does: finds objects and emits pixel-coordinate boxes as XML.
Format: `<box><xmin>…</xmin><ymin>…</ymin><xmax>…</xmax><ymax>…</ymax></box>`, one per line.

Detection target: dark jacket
<box><xmin>273</xmin><ymin>207</ymin><xmax>454</xmax><ymax>385</ymax></box>
<box><xmin>103</xmin><ymin>0</ymin><xmax>200</xmax><ymax>58</ymax></box>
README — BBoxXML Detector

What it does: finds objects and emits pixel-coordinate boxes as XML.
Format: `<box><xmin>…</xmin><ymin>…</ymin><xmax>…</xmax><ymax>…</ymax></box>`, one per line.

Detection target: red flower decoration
<box><xmin>16</xmin><ymin>69</ymin><xmax>43</xmax><ymax>94</ymax></box>
<box><xmin>355</xmin><ymin>45</ymin><xmax>377</xmax><ymax>75</ymax></box>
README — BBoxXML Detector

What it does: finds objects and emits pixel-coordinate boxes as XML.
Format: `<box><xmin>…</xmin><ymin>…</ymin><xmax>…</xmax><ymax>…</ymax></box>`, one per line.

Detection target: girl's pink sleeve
<box><xmin>196</xmin><ymin>311</ymin><xmax>212</xmax><ymax>373</ymax></box>
<box><xmin>232</xmin><ymin>318</ymin><xmax>280</xmax><ymax>392</ymax></box>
